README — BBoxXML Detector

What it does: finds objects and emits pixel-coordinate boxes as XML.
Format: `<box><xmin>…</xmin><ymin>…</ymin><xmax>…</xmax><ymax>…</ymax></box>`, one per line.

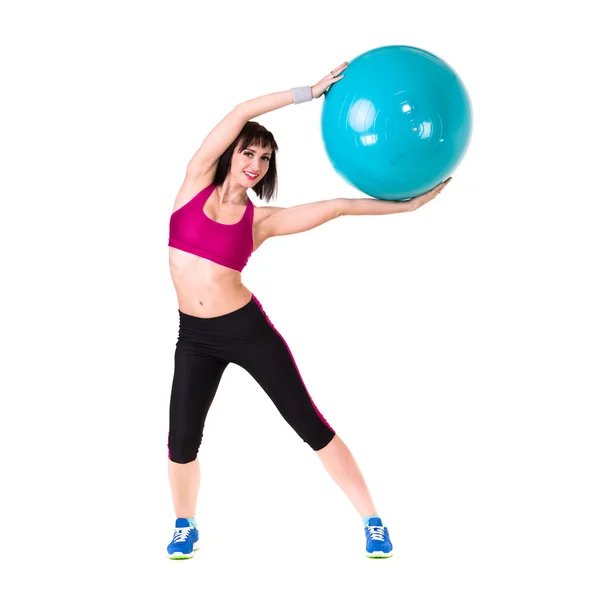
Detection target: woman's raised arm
<box><xmin>186</xmin><ymin>93</ymin><xmax>293</xmax><ymax>177</ymax></box>
<box><xmin>185</xmin><ymin>62</ymin><xmax>348</xmax><ymax>178</ymax></box>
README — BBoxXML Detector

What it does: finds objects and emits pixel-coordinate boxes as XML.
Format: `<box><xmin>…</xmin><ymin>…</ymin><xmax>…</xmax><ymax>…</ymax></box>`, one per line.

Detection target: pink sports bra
<box><xmin>168</xmin><ymin>183</ymin><xmax>254</xmax><ymax>272</ymax></box>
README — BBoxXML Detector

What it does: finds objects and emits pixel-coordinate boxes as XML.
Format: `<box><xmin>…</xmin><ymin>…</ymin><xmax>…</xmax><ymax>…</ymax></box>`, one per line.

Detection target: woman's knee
<box><xmin>167</xmin><ymin>432</ymin><xmax>202</xmax><ymax>464</ymax></box>
<box><xmin>307</xmin><ymin>428</ymin><xmax>336</xmax><ymax>452</ymax></box>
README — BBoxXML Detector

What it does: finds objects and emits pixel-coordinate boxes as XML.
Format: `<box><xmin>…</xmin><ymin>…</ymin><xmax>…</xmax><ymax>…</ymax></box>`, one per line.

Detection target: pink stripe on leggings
<box><xmin>252</xmin><ymin>295</ymin><xmax>335</xmax><ymax>434</ymax></box>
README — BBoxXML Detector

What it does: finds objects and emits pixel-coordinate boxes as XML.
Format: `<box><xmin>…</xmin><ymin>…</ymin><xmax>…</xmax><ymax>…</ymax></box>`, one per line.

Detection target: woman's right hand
<box><xmin>311</xmin><ymin>61</ymin><xmax>348</xmax><ymax>98</ymax></box>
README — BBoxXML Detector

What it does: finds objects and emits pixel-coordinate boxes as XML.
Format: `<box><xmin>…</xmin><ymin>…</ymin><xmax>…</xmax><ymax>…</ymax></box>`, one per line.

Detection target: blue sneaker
<box><xmin>167</xmin><ymin>518</ymin><xmax>200</xmax><ymax>560</ymax></box>
<box><xmin>364</xmin><ymin>517</ymin><xmax>393</xmax><ymax>558</ymax></box>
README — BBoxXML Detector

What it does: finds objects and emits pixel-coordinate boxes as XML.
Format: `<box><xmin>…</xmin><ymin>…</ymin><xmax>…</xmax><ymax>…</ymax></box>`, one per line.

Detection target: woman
<box><xmin>166</xmin><ymin>61</ymin><xmax>450</xmax><ymax>560</ymax></box>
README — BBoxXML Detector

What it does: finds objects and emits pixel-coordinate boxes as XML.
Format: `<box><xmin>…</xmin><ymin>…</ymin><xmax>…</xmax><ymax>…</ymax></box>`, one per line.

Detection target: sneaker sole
<box><xmin>366</xmin><ymin>550</ymin><xmax>393</xmax><ymax>559</ymax></box>
<box><xmin>167</xmin><ymin>541</ymin><xmax>200</xmax><ymax>559</ymax></box>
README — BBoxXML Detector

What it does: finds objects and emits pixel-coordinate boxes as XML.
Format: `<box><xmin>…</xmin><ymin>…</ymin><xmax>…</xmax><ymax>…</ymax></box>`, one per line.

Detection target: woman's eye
<box><xmin>263</xmin><ymin>157</ymin><xmax>270</xmax><ymax>162</ymax></box>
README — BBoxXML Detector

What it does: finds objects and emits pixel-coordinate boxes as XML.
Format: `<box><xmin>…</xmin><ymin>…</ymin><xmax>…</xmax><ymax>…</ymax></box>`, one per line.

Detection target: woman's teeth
<box><xmin>244</xmin><ymin>171</ymin><xmax>258</xmax><ymax>180</ymax></box>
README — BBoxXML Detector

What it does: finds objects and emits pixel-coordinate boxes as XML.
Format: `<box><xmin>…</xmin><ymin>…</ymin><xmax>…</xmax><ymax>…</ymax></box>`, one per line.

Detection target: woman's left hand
<box><xmin>311</xmin><ymin>61</ymin><xmax>348</xmax><ymax>98</ymax></box>
<box><xmin>403</xmin><ymin>177</ymin><xmax>452</xmax><ymax>210</ymax></box>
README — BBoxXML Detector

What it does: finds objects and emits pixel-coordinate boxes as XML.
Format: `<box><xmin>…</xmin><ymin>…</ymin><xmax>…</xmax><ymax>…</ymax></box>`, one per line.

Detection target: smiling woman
<box><xmin>240</xmin><ymin>148</ymin><xmax>270</xmax><ymax>180</ymax></box>
<box><xmin>163</xmin><ymin>60</ymin><xmax>434</xmax><ymax>560</ymax></box>
<box><xmin>211</xmin><ymin>121</ymin><xmax>279</xmax><ymax>202</ymax></box>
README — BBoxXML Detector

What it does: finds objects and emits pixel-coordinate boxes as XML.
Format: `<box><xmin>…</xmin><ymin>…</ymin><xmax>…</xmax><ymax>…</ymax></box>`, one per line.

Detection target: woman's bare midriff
<box><xmin>168</xmin><ymin>247</ymin><xmax>254</xmax><ymax>318</ymax></box>
<box><xmin>168</xmin><ymin>171</ymin><xmax>272</xmax><ymax>317</ymax></box>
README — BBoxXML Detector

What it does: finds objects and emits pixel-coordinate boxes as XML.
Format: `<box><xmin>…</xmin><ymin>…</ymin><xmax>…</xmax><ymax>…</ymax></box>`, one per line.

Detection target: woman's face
<box><xmin>230</xmin><ymin>143</ymin><xmax>272</xmax><ymax>188</ymax></box>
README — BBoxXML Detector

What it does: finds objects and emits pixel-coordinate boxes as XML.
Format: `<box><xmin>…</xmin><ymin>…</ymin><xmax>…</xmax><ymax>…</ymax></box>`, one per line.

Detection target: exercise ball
<box><xmin>321</xmin><ymin>45</ymin><xmax>472</xmax><ymax>200</ymax></box>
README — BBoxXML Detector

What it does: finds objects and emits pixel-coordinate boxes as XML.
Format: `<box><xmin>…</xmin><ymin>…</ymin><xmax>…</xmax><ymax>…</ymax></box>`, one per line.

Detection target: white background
<box><xmin>1</xmin><ymin>0</ymin><xmax>599</xmax><ymax>598</ymax></box>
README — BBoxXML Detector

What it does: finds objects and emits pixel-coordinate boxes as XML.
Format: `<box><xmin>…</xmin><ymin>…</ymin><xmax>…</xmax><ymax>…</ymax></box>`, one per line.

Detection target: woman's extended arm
<box><xmin>341</xmin><ymin>178</ymin><xmax>451</xmax><ymax>214</ymax></box>
<box><xmin>257</xmin><ymin>178</ymin><xmax>452</xmax><ymax>240</ymax></box>
<box><xmin>185</xmin><ymin>62</ymin><xmax>348</xmax><ymax>177</ymax></box>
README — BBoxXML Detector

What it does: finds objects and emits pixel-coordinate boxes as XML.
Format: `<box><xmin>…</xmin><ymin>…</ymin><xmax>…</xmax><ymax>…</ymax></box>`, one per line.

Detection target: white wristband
<box><xmin>291</xmin><ymin>86</ymin><xmax>313</xmax><ymax>104</ymax></box>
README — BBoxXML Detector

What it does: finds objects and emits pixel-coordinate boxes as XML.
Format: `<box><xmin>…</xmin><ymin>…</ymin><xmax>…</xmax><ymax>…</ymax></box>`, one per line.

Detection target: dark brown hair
<box><xmin>213</xmin><ymin>121</ymin><xmax>279</xmax><ymax>202</ymax></box>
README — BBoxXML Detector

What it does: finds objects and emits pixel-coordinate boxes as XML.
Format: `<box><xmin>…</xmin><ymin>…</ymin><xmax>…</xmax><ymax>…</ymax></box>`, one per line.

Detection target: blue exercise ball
<box><xmin>321</xmin><ymin>45</ymin><xmax>472</xmax><ymax>200</ymax></box>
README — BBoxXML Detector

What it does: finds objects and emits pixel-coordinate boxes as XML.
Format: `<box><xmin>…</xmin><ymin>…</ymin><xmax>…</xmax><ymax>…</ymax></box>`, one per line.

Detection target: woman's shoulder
<box><xmin>253</xmin><ymin>205</ymin><xmax>282</xmax><ymax>226</ymax></box>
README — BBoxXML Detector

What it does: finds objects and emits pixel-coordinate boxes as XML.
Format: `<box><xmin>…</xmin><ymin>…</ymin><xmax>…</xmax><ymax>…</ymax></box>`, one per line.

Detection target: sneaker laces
<box><xmin>172</xmin><ymin>527</ymin><xmax>191</xmax><ymax>543</ymax></box>
<box><xmin>366</xmin><ymin>525</ymin><xmax>385</xmax><ymax>541</ymax></box>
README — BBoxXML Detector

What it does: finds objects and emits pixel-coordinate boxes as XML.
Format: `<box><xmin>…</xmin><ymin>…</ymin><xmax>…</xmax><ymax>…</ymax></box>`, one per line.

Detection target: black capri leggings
<box><xmin>167</xmin><ymin>295</ymin><xmax>336</xmax><ymax>463</ymax></box>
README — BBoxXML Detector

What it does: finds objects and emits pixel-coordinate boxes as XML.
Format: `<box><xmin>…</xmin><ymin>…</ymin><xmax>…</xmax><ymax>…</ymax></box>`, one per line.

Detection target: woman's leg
<box><xmin>237</xmin><ymin>297</ymin><xmax>379</xmax><ymax>517</ymax></box>
<box><xmin>315</xmin><ymin>434</ymin><xmax>378</xmax><ymax>518</ymax></box>
<box><xmin>168</xmin><ymin>458</ymin><xmax>201</xmax><ymax>519</ymax></box>
<box><xmin>168</xmin><ymin>339</ymin><xmax>228</xmax><ymax>518</ymax></box>
<box><xmin>234</xmin><ymin>298</ymin><xmax>336</xmax><ymax>452</ymax></box>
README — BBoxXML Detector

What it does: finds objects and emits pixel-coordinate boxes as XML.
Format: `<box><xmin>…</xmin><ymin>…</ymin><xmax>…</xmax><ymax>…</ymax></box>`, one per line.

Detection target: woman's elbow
<box><xmin>333</xmin><ymin>198</ymin><xmax>349</xmax><ymax>218</ymax></box>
